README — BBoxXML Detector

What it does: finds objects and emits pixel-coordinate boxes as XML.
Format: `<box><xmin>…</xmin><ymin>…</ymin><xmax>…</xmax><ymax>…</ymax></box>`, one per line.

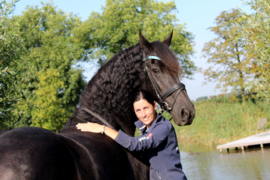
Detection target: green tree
<box><xmin>0</xmin><ymin>0</ymin><xmax>23</xmax><ymax>129</ymax></box>
<box><xmin>80</xmin><ymin>0</ymin><xmax>195</xmax><ymax>78</ymax></box>
<box><xmin>201</xmin><ymin>9</ymin><xmax>252</xmax><ymax>101</ymax></box>
<box><xmin>5</xmin><ymin>2</ymin><xmax>87</xmax><ymax>131</ymax></box>
<box><xmin>30</xmin><ymin>69</ymin><xmax>74</xmax><ymax>132</ymax></box>
<box><xmin>236</xmin><ymin>0</ymin><xmax>270</xmax><ymax>103</ymax></box>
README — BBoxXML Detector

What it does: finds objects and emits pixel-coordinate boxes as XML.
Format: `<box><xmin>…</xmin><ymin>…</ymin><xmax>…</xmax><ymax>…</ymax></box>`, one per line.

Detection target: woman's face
<box><xmin>133</xmin><ymin>99</ymin><xmax>157</xmax><ymax>129</ymax></box>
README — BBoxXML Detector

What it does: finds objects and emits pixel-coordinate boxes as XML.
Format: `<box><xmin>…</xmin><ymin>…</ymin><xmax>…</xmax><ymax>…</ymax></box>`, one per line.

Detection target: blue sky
<box><xmin>14</xmin><ymin>0</ymin><xmax>252</xmax><ymax>101</ymax></box>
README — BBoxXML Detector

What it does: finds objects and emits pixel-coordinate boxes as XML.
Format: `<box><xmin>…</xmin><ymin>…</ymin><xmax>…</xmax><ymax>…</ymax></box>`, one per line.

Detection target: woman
<box><xmin>76</xmin><ymin>90</ymin><xmax>187</xmax><ymax>180</ymax></box>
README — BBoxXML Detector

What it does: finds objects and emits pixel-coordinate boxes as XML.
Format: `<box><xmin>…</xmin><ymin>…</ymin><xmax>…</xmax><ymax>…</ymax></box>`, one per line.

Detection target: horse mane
<box><xmin>63</xmin><ymin>41</ymin><xmax>182</xmax><ymax>135</ymax></box>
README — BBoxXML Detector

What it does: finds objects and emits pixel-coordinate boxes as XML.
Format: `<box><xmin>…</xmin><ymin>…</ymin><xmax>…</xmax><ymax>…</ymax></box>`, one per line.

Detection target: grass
<box><xmin>167</xmin><ymin>97</ymin><xmax>270</xmax><ymax>149</ymax></box>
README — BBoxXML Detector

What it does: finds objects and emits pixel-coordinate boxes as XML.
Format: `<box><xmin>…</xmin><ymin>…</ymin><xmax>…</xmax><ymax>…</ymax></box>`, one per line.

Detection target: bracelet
<box><xmin>101</xmin><ymin>125</ymin><xmax>105</xmax><ymax>134</ymax></box>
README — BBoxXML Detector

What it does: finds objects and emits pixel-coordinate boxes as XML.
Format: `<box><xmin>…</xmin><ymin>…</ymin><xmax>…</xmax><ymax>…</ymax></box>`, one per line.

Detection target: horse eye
<box><xmin>152</xmin><ymin>69</ymin><xmax>159</xmax><ymax>73</ymax></box>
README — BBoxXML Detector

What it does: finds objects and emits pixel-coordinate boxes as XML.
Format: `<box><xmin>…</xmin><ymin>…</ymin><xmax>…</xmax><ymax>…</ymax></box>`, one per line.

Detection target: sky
<box><xmin>14</xmin><ymin>0</ymin><xmax>253</xmax><ymax>101</ymax></box>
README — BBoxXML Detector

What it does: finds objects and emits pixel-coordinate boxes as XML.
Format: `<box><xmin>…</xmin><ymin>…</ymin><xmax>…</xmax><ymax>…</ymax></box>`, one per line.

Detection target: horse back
<box><xmin>0</xmin><ymin>127</ymin><xmax>77</xmax><ymax>180</ymax></box>
<box><xmin>60</xmin><ymin>132</ymin><xmax>136</xmax><ymax>180</ymax></box>
<box><xmin>0</xmin><ymin>130</ymin><xmax>9</xmax><ymax>136</ymax></box>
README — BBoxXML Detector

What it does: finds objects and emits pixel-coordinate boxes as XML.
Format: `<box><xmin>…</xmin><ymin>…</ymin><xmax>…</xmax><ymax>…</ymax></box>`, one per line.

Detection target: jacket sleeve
<box><xmin>114</xmin><ymin>124</ymin><xmax>169</xmax><ymax>152</ymax></box>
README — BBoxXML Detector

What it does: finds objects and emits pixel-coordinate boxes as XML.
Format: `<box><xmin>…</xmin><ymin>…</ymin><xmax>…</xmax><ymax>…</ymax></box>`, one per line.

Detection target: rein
<box><xmin>75</xmin><ymin>105</ymin><xmax>115</xmax><ymax>130</ymax></box>
<box><xmin>142</xmin><ymin>53</ymin><xmax>186</xmax><ymax>115</ymax></box>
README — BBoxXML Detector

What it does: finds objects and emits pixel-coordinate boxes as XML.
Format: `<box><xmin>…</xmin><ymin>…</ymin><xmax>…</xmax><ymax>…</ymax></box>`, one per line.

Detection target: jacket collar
<box><xmin>134</xmin><ymin>114</ymin><xmax>162</xmax><ymax>133</ymax></box>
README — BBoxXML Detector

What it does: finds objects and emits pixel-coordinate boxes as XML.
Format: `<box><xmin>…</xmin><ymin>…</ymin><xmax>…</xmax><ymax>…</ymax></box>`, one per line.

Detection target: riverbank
<box><xmin>168</xmin><ymin>98</ymin><xmax>270</xmax><ymax>149</ymax></box>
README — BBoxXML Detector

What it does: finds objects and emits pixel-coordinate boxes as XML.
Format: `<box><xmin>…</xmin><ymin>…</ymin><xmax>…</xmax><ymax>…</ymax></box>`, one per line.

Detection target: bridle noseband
<box><xmin>143</xmin><ymin>55</ymin><xmax>186</xmax><ymax>114</ymax></box>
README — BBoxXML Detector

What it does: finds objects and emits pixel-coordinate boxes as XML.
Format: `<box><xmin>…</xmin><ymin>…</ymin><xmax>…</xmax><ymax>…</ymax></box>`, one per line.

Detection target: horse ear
<box><xmin>162</xmin><ymin>30</ymin><xmax>173</xmax><ymax>47</ymax></box>
<box><xmin>139</xmin><ymin>30</ymin><xmax>152</xmax><ymax>50</ymax></box>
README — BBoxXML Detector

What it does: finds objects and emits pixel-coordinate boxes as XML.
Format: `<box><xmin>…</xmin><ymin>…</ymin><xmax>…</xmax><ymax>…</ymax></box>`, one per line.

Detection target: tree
<box><xmin>2</xmin><ymin>2</ymin><xmax>87</xmax><ymax>131</ymax></box>
<box><xmin>0</xmin><ymin>0</ymin><xmax>23</xmax><ymax>129</ymax></box>
<box><xmin>30</xmin><ymin>69</ymin><xmax>78</xmax><ymax>132</ymax></box>
<box><xmin>80</xmin><ymin>0</ymin><xmax>196</xmax><ymax>78</ymax></box>
<box><xmin>236</xmin><ymin>0</ymin><xmax>270</xmax><ymax>103</ymax></box>
<box><xmin>201</xmin><ymin>9</ymin><xmax>252</xmax><ymax>101</ymax></box>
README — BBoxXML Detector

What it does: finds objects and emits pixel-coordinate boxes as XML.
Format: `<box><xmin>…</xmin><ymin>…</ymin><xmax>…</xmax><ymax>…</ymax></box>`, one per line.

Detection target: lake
<box><xmin>180</xmin><ymin>143</ymin><xmax>270</xmax><ymax>180</ymax></box>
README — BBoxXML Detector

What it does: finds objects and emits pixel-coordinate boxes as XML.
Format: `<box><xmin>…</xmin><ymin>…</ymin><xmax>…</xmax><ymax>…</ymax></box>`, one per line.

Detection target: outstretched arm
<box><xmin>77</xmin><ymin>123</ymin><xmax>150</xmax><ymax>166</ymax></box>
<box><xmin>76</xmin><ymin>123</ymin><xmax>119</xmax><ymax>140</ymax></box>
<box><xmin>77</xmin><ymin>122</ymin><xmax>169</xmax><ymax>152</ymax></box>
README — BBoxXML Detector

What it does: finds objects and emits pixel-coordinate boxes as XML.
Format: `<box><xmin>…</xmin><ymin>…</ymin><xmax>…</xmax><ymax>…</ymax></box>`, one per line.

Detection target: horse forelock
<box><xmin>151</xmin><ymin>41</ymin><xmax>182</xmax><ymax>76</ymax></box>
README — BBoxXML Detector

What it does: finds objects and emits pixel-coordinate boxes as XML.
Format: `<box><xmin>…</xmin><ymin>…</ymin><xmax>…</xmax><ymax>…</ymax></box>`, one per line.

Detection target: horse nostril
<box><xmin>175</xmin><ymin>108</ymin><xmax>191</xmax><ymax>126</ymax></box>
<box><xmin>180</xmin><ymin>108</ymin><xmax>189</xmax><ymax>120</ymax></box>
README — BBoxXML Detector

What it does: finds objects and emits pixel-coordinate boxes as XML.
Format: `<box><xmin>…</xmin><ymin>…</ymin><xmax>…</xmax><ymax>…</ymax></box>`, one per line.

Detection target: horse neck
<box><xmin>65</xmin><ymin>44</ymin><xmax>144</xmax><ymax>136</ymax></box>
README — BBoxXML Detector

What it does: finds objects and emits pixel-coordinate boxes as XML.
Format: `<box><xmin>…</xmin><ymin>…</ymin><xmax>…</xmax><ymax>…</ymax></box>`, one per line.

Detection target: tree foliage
<box><xmin>235</xmin><ymin>0</ymin><xmax>270</xmax><ymax>103</ymax></box>
<box><xmin>0</xmin><ymin>0</ymin><xmax>23</xmax><ymax>129</ymax></box>
<box><xmin>201</xmin><ymin>9</ymin><xmax>253</xmax><ymax>100</ymax></box>
<box><xmin>81</xmin><ymin>0</ymin><xmax>196</xmax><ymax>78</ymax></box>
<box><xmin>30</xmin><ymin>69</ymin><xmax>75</xmax><ymax>131</ymax></box>
<box><xmin>1</xmin><ymin>2</ymin><xmax>87</xmax><ymax>131</ymax></box>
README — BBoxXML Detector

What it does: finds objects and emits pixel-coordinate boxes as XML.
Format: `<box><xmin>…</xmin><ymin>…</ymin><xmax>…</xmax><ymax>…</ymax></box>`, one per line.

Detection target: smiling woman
<box><xmin>77</xmin><ymin>90</ymin><xmax>188</xmax><ymax>180</ymax></box>
<box><xmin>133</xmin><ymin>90</ymin><xmax>157</xmax><ymax>129</ymax></box>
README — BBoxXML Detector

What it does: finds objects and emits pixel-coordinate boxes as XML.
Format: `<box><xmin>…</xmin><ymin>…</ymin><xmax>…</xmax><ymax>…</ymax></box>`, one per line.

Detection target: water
<box><xmin>180</xmin><ymin>144</ymin><xmax>270</xmax><ymax>180</ymax></box>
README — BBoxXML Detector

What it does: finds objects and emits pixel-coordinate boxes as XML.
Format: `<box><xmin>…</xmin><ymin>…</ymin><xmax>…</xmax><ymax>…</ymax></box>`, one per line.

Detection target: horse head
<box><xmin>139</xmin><ymin>31</ymin><xmax>195</xmax><ymax>126</ymax></box>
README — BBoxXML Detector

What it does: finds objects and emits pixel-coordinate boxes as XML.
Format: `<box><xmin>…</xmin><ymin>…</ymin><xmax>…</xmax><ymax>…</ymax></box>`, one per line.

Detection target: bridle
<box><xmin>76</xmin><ymin>53</ymin><xmax>186</xmax><ymax>127</ymax></box>
<box><xmin>142</xmin><ymin>54</ymin><xmax>186</xmax><ymax>115</ymax></box>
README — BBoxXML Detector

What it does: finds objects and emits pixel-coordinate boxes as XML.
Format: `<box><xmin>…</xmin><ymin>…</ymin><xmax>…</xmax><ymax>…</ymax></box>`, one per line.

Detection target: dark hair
<box><xmin>133</xmin><ymin>90</ymin><xmax>155</xmax><ymax>106</ymax></box>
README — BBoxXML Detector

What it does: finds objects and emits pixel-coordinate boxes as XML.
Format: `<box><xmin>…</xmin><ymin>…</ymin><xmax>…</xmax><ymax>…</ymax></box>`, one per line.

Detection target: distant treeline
<box><xmin>195</xmin><ymin>90</ymin><xmax>258</xmax><ymax>103</ymax></box>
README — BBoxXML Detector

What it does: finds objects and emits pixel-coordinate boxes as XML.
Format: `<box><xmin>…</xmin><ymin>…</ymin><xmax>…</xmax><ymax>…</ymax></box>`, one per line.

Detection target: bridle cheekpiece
<box><xmin>142</xmin><ymin>55</ymin><xmax>186</xmax><ymax>115</ymax></box>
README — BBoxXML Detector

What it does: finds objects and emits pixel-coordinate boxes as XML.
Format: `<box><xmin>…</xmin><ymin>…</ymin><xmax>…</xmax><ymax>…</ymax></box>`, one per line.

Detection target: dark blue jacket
<box><xmin>115</xmin><ymin>114</ymin><xmax>187</xmax><ymax>180</ymax></box>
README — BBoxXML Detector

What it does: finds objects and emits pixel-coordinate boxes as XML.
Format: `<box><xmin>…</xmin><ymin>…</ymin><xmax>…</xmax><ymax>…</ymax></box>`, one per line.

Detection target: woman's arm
<box><xmin>76</xmin><ymin>123</ymin><xmax>119</xmax><ymax>140</ymax></box>
<box><xmin>77</xmin><ymin>122</ymin><xmax>169</xmax><ymax>152</ymax></box>
<box><xmin>115</xmin><ymin>123</ymin><xmax>169</xmax><ymax>152</ymax></box>
<box><xmin>77</xmin><ymin>122</ymin><xmax>150</xmax><ymax>166</ymax></box>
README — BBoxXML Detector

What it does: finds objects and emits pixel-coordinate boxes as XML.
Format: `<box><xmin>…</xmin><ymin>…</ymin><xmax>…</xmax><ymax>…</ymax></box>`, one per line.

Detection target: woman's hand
<box><xmin>76</xmin><ymin>122</ymin><xmax>119</xmax><ymax>139</ymax></box>
<box><xmin>76</xmin><ymin>122</ymin><xmax>103</xmax><ymax>133</ymax></box>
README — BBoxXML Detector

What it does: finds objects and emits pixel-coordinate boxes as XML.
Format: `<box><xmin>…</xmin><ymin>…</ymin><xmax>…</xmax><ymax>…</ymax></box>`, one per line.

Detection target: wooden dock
<box><xmin>217</xmin><ymin>131</ymin><xmax>270</xmax><ymax>152</ymax></box>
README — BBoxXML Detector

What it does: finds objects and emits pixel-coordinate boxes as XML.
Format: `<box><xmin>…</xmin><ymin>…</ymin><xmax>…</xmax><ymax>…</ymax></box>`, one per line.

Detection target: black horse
<box><xmin>0</xmin><ymin>31</ymin><xmax>195</xmax><ymax>180</ymax></box>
